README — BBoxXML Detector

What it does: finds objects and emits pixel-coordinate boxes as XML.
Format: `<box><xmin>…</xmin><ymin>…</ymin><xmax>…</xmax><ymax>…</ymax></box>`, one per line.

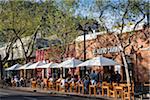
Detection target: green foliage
<box><xmin>0</xmin><ymin>0</ymin><xmax>42</xmax><ymax>41</ymax></box>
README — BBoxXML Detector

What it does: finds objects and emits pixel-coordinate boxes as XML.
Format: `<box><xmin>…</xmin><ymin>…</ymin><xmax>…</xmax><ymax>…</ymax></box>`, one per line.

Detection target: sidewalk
<box><xmin>3</xmin><ymin>86</ymin><xmax>112</xmax><ymax>100</ymax></box>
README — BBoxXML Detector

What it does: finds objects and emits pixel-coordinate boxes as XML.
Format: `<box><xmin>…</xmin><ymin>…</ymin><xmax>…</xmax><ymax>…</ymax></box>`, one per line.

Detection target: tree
<box><xmin>0</xmin><ymin>0</ymin><xmax>44</xmax><ymax>63</ymax></box>
<box><xmin>93</xmin><ymin>0</ymin><xmax>149</xmax><ymax>84</ymax></box>
<box><xmin>37</xmin><ymin>0</ymin><xmax>85</xmax><ymax>61</ymax></box>
<box><xmin>60</xmin><ymin>0</ymin><xmax>149</xmax><ymax>84</ymax></box>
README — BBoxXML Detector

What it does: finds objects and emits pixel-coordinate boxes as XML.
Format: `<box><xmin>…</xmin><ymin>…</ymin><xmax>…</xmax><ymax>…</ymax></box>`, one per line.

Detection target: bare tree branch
<box><xmin>27</xmin><ymin>25</ymin><xmax>41</xmax><ymax>58</ymax></box>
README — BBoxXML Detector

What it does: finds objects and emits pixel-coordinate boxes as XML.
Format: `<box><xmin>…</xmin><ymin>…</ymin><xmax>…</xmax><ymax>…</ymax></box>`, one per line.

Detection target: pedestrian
<box><xmin>115</xmin><ymin>71</ymin><xmax>121</xmax><ymax>83</ymax></box>
<box><xmin>110</xmin><ymin>71</ymin><xmax>115</xmax><ymax>83</ymax></box>
<box><xmin>98</xmin><ymin>70</ymin><xmax>103</xmax><ymax>83</ymax></box>
<box><xmin>84</xmin><ymin>76</ymin><xmax>90</xmax><ymax>94</ymax></box>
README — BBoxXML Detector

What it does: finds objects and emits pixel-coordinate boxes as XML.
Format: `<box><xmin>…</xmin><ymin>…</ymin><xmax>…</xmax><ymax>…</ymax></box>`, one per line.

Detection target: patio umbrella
<box><xmin>5</xmin><ymin>64</ymin><xmax>22</xmax><ymax>71</ymax></box>
<box><xmin>50</xmin><ymin>63</ymin><xmax>60</xmax><ymax>68</ymax></box>
<box><xmin>58</xmin><ymin>58</ymin><xmax>83</xmax><ymax>68</ymax></box>
<box><xmin>17</xmin><ymin>62</ymin><xmax>32</xmax><ymax>70</ymax></box>
<box><xmin>36</xmin><ymin>62</ymin><xmax>59</xmax><ymax>69</ymax></box>
<box><xmin>25</xmin><ymin>61</ymin><xmax>46</xmax><ymax>69</ymax></box>
<box><xmin>77</xmin><ymin>56</ymin><xmax>118</xmax><ymax>67</ymax></box>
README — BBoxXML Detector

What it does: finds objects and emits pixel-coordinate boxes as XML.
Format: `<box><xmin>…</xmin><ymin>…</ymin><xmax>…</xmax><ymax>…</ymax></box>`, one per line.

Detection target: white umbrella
<box><xmin>77</xmin><ymin>56</ymin><xmax>118</xmax><ymax>67</ymax></box>
<box><xmin>17</xmin><ymin>62</ymin><xmax>32</xmax><ymax>70</ymax></box>
<box><xmin>50</xmin><ymin>63</ymin><xmax>59</xmax><ymax>68</ymax></box>
<box><xmin>58</xmin><ymin>58</ymin><xmax>83</xmax><ymax>68</ymax></box>
<box><xmin>5</xmin><ymin>64</ymin><xmax>22</xmax><ymax>71</ymax></box>
<box><xmin>25</xmin><ymin>61</ymin><xmax>46</xmax><ymax>69</ymax></box>
<box><xmin>36</xmin><ymin>62</ymin><xmax>59</xmax><ymax>69</ymax></box>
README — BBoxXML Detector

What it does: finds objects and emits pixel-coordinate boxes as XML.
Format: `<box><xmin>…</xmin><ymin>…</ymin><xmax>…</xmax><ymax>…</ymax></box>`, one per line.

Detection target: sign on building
<box><xmin>93</xmin><ymin>46</ymin><xmax>123</xmax><ymax>55</ymax></box>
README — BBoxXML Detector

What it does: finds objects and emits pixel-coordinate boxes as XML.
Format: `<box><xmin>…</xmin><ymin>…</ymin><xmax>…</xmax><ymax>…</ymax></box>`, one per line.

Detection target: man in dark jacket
<box><xmin>115</xmin><ymin>71</ymin><xmax>121</xmax><ymax>83</ymax></box>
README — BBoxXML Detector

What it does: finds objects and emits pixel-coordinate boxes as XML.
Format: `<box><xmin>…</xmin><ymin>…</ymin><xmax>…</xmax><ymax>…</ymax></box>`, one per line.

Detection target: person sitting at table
<box><xmin>20</xmin><ymin>76</ymin><xmax>24</xmax><ymax>87</ymax></box>
<box><xmin>104</xmin><ymin>72</ymin><xmax>111</xmax><ymax>83</ymax></box>
<box><xmin>68</xmin><ymin>76</ymin><xmax>75</xmax><ymax>91</ymax></box>
<box><xmin>65</xmin><ymin>75</ymin><xmax>71</xmax><ymax>83</ymax></box>
<box><xmin>43</xmin><ymin>77</ymin><xmax>48</xmax><ymax>88</ymax></box>
<box><xmin>49</xmin><ymin>76</ymin><xmax>54</xmax><ymax>82</ymax></box>
<box><xmin>68</xmin><ymin>76</ymin><xmax>75</xmax><ymax>83</ymax></box>
<box><xmin>90</xmin><ymin>71</ymin><xmax>97</xmax><ymax>81</ymax></box>
<box><xmin>56</xmin><ymin>77</ymin><xmax>61</xmax><ymax>82</ymax></box>
<box><xmin>14</xmin><ymin>76</ymin><xmax>19</xmax><ymax>87</ymax></box>
<box><xmin>74</xmin><ymin>75</ymin><xmax>78</xmax><ymax>82</ymax></box>
<box><xmin>41</xmin><ymin>79</ymin><xmax>44</xmax><ymax>89</ymax></box>
<box><xmin>91</xmin><ymin>79</ymin><xmax>97</xmax><ymax>85</ymax></box>
<box><xmin>37</xmin><ymin>77</ymin><xmax>41</xmax><ymax>88</ymax></box>
<box><xmin>98</xmin><ymin>70</ymin><xmax>103</xmax><ymax>83</ymax></box>
<box><xmin>76</xmin><ymin>75</ymin><xmax>82</xmax><ymax>83</ymax></box>
<box><xmin>11</xmin><ymin>77</ymin><xmax>15</xmax><ymax>87</ymax></box>
<box><xmin>60</xmin><ymin>77</ymin><xmax>66</xmax><ymax>90</ymax></box>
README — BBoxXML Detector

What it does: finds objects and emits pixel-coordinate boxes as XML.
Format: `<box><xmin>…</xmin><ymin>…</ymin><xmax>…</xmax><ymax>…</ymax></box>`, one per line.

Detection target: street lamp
<box><xmin>77</xmin><ymin>21</ymin><xmax>98</xmax><ymax>76</ymax></box>
<box><xmin>82</xmin><ymin>23</ymin><xmax>92</xmax><ymax>75</ymax></box>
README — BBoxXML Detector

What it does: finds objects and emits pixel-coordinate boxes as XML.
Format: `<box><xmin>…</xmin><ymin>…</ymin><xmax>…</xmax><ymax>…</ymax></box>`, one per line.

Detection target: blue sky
<box><xmin>73</xmin><ymin>0</ymin><xmax>147</xmax><ymax>29</ymax></box>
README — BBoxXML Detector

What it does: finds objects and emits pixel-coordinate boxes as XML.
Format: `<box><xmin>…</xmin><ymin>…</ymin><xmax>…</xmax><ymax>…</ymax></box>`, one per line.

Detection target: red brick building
<box><xmin>36</xmin><ymin>26</ymin><xmax>149</xmax><ymax>82</ymax></box>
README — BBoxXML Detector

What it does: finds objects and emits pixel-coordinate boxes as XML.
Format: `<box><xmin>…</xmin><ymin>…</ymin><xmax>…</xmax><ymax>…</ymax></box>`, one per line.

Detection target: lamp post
<box><xmin>77</xmin><ymin>21</ymin><xmax>98</xmax><ymax>76</ymax></box>
<box><xmin>82</xmin><ymin>23</ymin><xmax>90</xmax><ymax>74</ymax></box>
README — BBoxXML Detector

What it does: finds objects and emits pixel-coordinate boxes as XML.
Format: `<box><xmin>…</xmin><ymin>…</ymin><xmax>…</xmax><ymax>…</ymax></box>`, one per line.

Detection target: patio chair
<box><xmin>78</xmin><ymin>82</ymin><xmax>84</xmax><ymax>94</ymax></box>
<box><xmin>102</xmin><ymin>82</ymin><xmax>110</xmax><ymax>96</ymax></box>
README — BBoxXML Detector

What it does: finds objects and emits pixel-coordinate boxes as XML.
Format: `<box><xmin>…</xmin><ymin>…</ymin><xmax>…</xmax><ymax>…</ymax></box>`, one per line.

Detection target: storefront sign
<box><xmin>93</xmin><ymin>46</ymin><xmax>122</xmax><ymax>55</ymax></box>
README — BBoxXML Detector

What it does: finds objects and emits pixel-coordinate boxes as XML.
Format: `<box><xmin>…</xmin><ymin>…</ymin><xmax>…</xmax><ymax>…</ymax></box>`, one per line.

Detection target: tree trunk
<box><xmin>121</xmin><ymin>51</ymin><xmax>130</xmax><ymax>84</ymax></box>
<box><xmin>114</xmin><ymin>34</ymin><xmax>130</xmax><ymax>84</ymax></box>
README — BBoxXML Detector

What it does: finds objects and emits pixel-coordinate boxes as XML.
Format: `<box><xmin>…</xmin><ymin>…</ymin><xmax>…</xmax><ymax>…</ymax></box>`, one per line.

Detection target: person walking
<box><xmin>115</xmin><ymin>71</ymin><xmax>121</xmax><ymax>83</ymax></box>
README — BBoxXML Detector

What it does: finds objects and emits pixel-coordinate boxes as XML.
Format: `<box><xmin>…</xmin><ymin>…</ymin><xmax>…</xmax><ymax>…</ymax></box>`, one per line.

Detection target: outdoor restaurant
<box><xmin>4</xmin><ymin>25</ymin><xmax>149</xmax><ymax>100</ymax></box>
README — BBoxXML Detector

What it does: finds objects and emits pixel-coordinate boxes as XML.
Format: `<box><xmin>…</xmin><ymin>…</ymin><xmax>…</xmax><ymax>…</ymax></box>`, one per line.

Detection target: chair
<box><xmin>69</xmin><ymin>82</ymin><xmax>77</xmax><ymax>93</ymax></box>
<box><xmin>12</xmin><ymin>81</ymin><xmax>16</xmax><ymax>87</ymax></box>
<box><xmin>89</xmin><ymin>84</ymin><xmax>96</xmax><ymax>96</ymax></box>
<box><xmin>123</xmin><ymin>83</ymin><xmax>134</xmax><ymax>100</ymax></box>
<box><xmin>114</xmin><ymin>85</ymin><xmax>124</xmax><ymax>100</ymax></box>
<box><xmin>48</xmin><ymin>81</ymin><xmax>53</xmax><ymax>90</ymax></box>
<box><xmin>43</xmin><ymin>78</ymin><xmax>48</xmax><ymax>89</ymax></box>
<box><xmin>109</xmin><ymin>83</ymin><xmax>117</xmax><ymax>98</ymax></box>
<box><xmin>124</xmin><ymin>84</ymin><xmax>134</xmax><ymax>100</ymax></box>
<box><xmin>55</xmin><ymin>82</ymin><xmax>60</xmax><ymax>91</ymax></box>
<box><xmin>31</xmin><ymin>81</ymin><xmax>36</xmax><ymax>88</ymax></box>
<box><xmin>102</xmin><ymin>82</ymin><xmax>110</xmax><ymax>96</ymax></box>
<box><xmin>96</xmin><ymin>82</ymin><xmax>102</xmax><ymax>95</ymax></box>
<box><xmin>78</xmin><ymin>83</ymin><xmax>84</xmax><ymax>94</ymax></box>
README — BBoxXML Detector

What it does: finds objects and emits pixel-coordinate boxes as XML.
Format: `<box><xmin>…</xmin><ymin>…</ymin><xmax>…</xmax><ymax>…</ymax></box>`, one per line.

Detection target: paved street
<box><xmin>0</xmin><ymin>88</ymin><xmax>105</xmax><ymax>100</ymax></box>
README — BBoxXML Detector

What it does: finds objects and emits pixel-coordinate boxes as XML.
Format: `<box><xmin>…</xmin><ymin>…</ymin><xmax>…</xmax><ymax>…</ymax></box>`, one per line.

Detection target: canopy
<box><xmin>17</xmin><ymin>62</ymin><xmax>32</xmax><ymax>70</ymax></box>
<box><xmin>25</xmin><ymin>61</ymin><xmax>46</xmax><ymax>69</ymax></box>
<box><xmin>77</xmin><ymin>56</ymin><xmax>118</xmax><ymax>67</ymax></box>
<box><xmin>36</xmin><ymin>62</ymin><xmax>59</xmax><ymax>69</ymax></box>
<box><xmin>58</xmin><ymin>58</ymin><xmax>83</xmax><ymax>68</ymax></box>
<box><xmin>5</xmin><ymin>64</ymin><xmax>22</xmax><ymax>71</ymax></box>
